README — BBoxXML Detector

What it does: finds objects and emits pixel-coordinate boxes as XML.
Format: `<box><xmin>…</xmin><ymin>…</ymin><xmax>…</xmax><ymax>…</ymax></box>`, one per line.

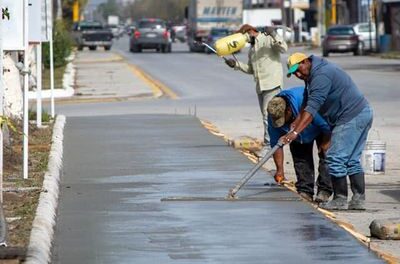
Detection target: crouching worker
<box><xmin>267</xmin><ymin>86</ymin><xmax>332</xmax><ymax>203</ymax></box>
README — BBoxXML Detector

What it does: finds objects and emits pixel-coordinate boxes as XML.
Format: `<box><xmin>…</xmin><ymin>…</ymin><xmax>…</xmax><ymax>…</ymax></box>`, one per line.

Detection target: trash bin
<box><xmin>379</xmin><ymin>34</ymin><xmax>391</xmax><ymax>53</ymax></box>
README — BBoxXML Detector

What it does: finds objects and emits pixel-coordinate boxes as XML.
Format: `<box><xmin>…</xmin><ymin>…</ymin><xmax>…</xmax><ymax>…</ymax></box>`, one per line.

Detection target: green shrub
<box><xmin>43</xmin><ymin>20</ymin><xmax>73</xmax><ymax>68</ymax></box>
<box><xmin>29</xmin><ymin>109</ymin><xmax>52</xmax><ymax>123</ymax></box>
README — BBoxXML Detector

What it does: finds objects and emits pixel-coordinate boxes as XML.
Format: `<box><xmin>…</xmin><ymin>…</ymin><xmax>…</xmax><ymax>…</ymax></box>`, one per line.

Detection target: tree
<box><xmin>97</xmin><ymin>0</ymin><xmax>120</xmax><ymax>21</ymax></box>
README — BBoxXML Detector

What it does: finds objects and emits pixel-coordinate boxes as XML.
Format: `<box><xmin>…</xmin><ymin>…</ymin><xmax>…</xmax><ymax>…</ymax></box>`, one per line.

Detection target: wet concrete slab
<box><xmin>52</xmin><ymin>114</ymin><xmax>383</xmax><ymax>263</ymax></box>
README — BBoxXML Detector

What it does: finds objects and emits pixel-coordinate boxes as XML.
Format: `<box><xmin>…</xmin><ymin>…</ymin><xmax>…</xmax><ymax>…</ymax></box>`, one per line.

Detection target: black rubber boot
<box><xmin>348</xmin><ymin>172</ymin><xmax>366</xmax><ymax>210</ymax></box>
<box><xmin>319</xmin><ymin>176</ymin><xmax>348</xmax><ymax>210</ymax></box>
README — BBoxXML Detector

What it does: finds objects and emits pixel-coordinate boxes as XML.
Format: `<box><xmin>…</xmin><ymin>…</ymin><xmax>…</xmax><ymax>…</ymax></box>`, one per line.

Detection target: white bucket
<box><xmin>361</xmin><ymin>140</ymin><xmax>386</xmax><ymax>174</ymax></box>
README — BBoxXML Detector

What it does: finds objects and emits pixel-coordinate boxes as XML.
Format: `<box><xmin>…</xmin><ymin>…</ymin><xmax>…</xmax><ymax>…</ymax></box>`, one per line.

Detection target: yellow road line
<box><xmin>76</xmin><ymin>54</ymin><xmax>124</xmax><ymax>64</ymax></box>
<box><xmin>127</xmin><ymin>63</ymin><xmax>179</xmax><ymax>99</ymax></box>
<box><xmin>43</xmin><ymin>94</ymin><xmax>155</xmax><ymax>105</ymax></box>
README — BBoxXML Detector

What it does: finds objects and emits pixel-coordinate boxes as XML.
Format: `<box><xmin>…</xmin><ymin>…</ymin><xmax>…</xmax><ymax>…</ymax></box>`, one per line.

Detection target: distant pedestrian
<box><xmin>282</xmin><ymin>53</ymin><xmax>373</xmax><ymax>210</ymax></box>
<box><xmin>267</xmin><ymin>86</ymin><xmax>332</xmax><ymax>202</ymax></box>
<box><xmin>224</xmin><ymin>24</ymin><xmax>288</xmax><ymax>158</ymax></box>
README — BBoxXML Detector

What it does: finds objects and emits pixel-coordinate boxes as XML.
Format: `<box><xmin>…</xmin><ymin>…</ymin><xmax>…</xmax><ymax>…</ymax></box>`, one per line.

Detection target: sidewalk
<box><xmin>72</xmin><ymin>51</ymin><xmax>159</xmax><ymax>100</ymax></box>
<box><xmin>52</xmin><ymin>50</ymin><xmax>400</xmax><ymax>262</ymax></box>
<box><xmin>28</xmin><ymin>50</ymin><xmax>166</xmax><ymax>103</ymax></box>
<box><xmin>52</xmin><ymin>114</ymin><xmax>382</xmax><ymax>263</ymax></box>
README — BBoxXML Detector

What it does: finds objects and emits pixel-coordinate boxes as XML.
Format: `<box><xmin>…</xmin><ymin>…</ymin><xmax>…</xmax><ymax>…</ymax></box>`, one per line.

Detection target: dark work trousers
<box><xmin>289</xmin><ymin>136</ymin><xmax>332</xmax><ymax>196</ymax></box>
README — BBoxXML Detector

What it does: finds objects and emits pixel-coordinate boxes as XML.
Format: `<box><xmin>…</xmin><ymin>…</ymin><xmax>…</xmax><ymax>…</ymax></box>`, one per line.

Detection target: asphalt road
<box><xmin>58</xmin><ymin>37</ymin><xmax>400</xmax><ymax>148</ymax></box>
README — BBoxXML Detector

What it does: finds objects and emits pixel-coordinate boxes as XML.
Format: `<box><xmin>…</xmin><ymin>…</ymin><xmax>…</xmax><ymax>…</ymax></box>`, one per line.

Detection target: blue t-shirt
<box><xmin>268</xmin><ymin>86</ymin><xmax>331</xmax><ymax>147</ymax></box>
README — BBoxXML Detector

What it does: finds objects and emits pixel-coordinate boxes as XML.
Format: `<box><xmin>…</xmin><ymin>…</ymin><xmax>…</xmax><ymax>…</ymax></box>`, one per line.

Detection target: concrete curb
<box><xmin>28</xmin><ymin>54</ymin><xmax>76</xmax><ymax>100</ymax></box>
<box><xmin>25</xmin><ymin>115</ymin><xmax>66</xmax><ymax>264</ymax></box>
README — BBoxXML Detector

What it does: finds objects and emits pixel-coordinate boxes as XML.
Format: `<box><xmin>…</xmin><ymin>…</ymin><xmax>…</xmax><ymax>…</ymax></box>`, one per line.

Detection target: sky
<box><xmin>88</xmin><ymin>0</ymin><xmax>107</xmax><ymax>5</ymax></box>
<box><xmin>87</xmin><ymin>0</ymin><xmax>107</xmax><ymax>7</ymax></box>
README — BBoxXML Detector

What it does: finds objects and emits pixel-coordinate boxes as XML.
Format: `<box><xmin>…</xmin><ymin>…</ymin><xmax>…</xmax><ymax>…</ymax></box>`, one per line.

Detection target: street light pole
<box><xmin>374</xmin><ymin>0</ymin><xmax>380</xmax><ymax>52</ymax></box>
<box><xmin>368</xmin><ymin>0</ymin><xmax>372</xmax><ymax>51</ymax></box>
<box><xmin>318</xmin><ymin>0</ymin><xmax>325</xmax><ymax>46</ymax></box>
<box><xmin>282</xmin><ymin>0</ymin><xmax>287</xmax><ymax>41</ymax></box>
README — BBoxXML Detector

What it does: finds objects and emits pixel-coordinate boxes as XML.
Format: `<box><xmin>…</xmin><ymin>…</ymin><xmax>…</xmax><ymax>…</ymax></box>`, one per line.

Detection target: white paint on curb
<box><xmin>25</xmin><ymin>115</ymin><xmax>66</xmax><ymax>264</ymax></box>
<box><xmin>28</xmin><ymin>53</ymin><xmax>76</xmax><ymax>100</ymax></box>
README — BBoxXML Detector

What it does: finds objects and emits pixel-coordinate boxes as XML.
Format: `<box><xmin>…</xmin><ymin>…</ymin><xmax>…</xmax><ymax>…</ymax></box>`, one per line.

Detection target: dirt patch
<box><xmin>3</xmin><ymin>120</ymin><xmax>53</xmax><ymax>247</ymax></box>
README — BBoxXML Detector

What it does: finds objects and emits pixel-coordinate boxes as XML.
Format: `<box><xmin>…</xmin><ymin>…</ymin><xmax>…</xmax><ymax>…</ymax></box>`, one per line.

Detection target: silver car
<box><xmin>130</xmin><ymin>18</ymin><xmax>172</xmax><ymax>53</ymax></box>
<box><xmin>322</xmin><ymin>25</ymin><xmax>363</xmax><ymax>57</ymax></box>
<box><xmin>353</xmin><ymin>22</ymin><xmax>376</xmax><ymax>51</ymax></box>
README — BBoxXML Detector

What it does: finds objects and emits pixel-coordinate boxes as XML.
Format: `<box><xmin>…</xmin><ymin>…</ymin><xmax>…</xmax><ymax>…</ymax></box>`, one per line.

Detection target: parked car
<box><xmin>322</xmin><ymin>25</ymin><xmax>363</xmax><ymax>57</ymax></box>
<box><xmin>108</xmin><ymin>24</ymin><xmax>121</xmax><ymax>38</ymax></box>
<box><xmin>204</xmin><ymin>27</ymin><xmax>231</xmax><ymax>54</ymax></box>
<box><xmin>173</xmin><ymin>25</ymin><xmax>187</xmax><ymax>43</ymax></box>
<box><xmin>276</xmin><ymin>27</ymin><xmax>293</xmax><ymax>42</ymax></box>
<box><xmin>256</xmin><ymin>26</ymin><xmax>293</xmax><ymax>42</ymax></box>
<box><xmin>126</xmin><ymin>24</ymin><xmax>136</xmax><ymax>36</ymax></box>
<box><xmin>72</xmin><ymin>21</ymin><xmax>113</xmax><ymax>51</ymax></box>
<box><xmin>353</xmin><ymin>22</ymin><xmax>376</xmax><ymax>51</ymax></box>
<box><xmin>129</xmin><ymin>18</ymin><xmax>172</xmax><ymax>53</ymax></box>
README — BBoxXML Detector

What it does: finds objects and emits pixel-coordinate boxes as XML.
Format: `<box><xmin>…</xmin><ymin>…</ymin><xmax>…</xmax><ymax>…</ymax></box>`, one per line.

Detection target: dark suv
<box><xmin>129</xmin><ymin>18</ymin><xmax>172</xmax><ymax>53</ymax></box>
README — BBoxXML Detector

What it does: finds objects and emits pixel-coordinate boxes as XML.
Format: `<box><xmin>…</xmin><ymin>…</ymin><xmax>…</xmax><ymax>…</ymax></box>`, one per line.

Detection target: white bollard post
<box><xmin>23</xmin><ymin>0</ymin><xmax>29</xmax><ymax>179</ymax></box>
<box><xmin>36</xmin><ymin>43</ymin><xmax>42</xmax><ymax>127</ymax></box>
<box><xmin>0</xmin><ymin>0</ymin><xmax>4</xmax><ymax>203</ymax></box>
<box><xmin>50</xmin><ymin>35</ymin><xmax>55</xmax><ymax>118</ymax></box>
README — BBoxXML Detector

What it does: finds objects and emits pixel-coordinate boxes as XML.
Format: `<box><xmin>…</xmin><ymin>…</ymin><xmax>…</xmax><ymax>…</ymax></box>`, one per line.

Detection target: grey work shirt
<box><xmin>304</xmin><ymin>55</ymin><xmax>369</xmax><ymax>127</ymax></box>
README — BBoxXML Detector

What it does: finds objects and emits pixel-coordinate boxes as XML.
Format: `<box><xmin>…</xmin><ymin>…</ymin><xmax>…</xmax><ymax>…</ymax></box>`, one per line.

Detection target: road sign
<box><xmin>28</xmin><ymin>0</ymin><xmax>42</xmax><ymax>43</ymax></box>
<box><xmin>42</xmin><ymin>0</ymin><xmax>52</xmax><ymax>42</ymax></box>
<box><xmin>2</xmin><ymin>0</ymin><xmax>25</xmax><ymax>51</ymax></box>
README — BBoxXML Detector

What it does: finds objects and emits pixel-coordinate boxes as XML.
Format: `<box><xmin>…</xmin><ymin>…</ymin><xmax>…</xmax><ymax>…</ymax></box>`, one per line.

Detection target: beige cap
<box><xmin>267</xmin><ymin>97</ymin><xmax>287</xmax><ymax>128</ymax></box>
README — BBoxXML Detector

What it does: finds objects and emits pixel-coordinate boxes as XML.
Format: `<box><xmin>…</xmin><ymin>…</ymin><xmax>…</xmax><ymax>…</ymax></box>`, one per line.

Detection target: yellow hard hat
<box><xmin>287</xmin><ymin>52</ymin><xmax>308</xmax><ymax>77</ymax></box>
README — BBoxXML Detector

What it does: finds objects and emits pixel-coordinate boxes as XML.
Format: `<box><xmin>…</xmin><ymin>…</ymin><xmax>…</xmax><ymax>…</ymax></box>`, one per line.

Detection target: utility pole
<box><xmin>331</xmin><ymin>0</ymin><xmax>337</xmax><ymax>25</ymax></box>
<box><xmin>73</xmin><ymin>0</ymin><xmax>80</xmax><ymax>23</ymax></box>
<box><xmin>368</xmin><ymin>0</ymin><xmax>372</xmax><ymax>51</ymax></box>
<box><xmin>281</xmin><ymin>0</ymin><xmax>287</xmax><ymax>41</ymax></box>
<box><xmin>289</xmin><ymin>0</ymin><xmax>293</xmax><ymax>29</ymax></box>
<box><xmin>317</xmin><ymin>0</ymin><xmax>325</xmax><ymax>46</ymax></box>
<box><xmin>56</xmin><ymin>0</ymin><xmax>62</xmax><ymax>20</ymax></box>
<box><xmin>374</xmin><ymin>0</ymin><xmax>380</xmax><ymax>52</ymax></box>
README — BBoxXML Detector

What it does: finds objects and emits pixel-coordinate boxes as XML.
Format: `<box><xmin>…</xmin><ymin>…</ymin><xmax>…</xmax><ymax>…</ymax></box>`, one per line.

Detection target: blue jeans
<box><xmin>326</xmin><ymin>105</ymin><xmax>373</xmax><ymax>177</ymax></box>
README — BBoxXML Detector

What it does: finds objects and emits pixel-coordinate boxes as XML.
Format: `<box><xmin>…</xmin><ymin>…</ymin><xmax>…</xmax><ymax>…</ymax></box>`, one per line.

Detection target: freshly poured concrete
<box><xmin>52</xmin><ymin>114</ymin><xmax>383</xmax><ymax>263</ymax></box>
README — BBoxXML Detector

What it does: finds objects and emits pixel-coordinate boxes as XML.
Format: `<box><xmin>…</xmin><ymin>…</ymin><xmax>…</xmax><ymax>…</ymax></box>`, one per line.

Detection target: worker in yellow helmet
<box><xmin>282</xmin><ymin>52</ymin><xmax>373</xmax><ymax>211</ymax></box>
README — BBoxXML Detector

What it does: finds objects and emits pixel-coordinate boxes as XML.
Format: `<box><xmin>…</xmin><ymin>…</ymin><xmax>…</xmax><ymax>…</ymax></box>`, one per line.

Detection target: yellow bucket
<box><xmin>215</xmin><ymin>33</ymin><xmax>248</xmax><ymax>56</ymax></box>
